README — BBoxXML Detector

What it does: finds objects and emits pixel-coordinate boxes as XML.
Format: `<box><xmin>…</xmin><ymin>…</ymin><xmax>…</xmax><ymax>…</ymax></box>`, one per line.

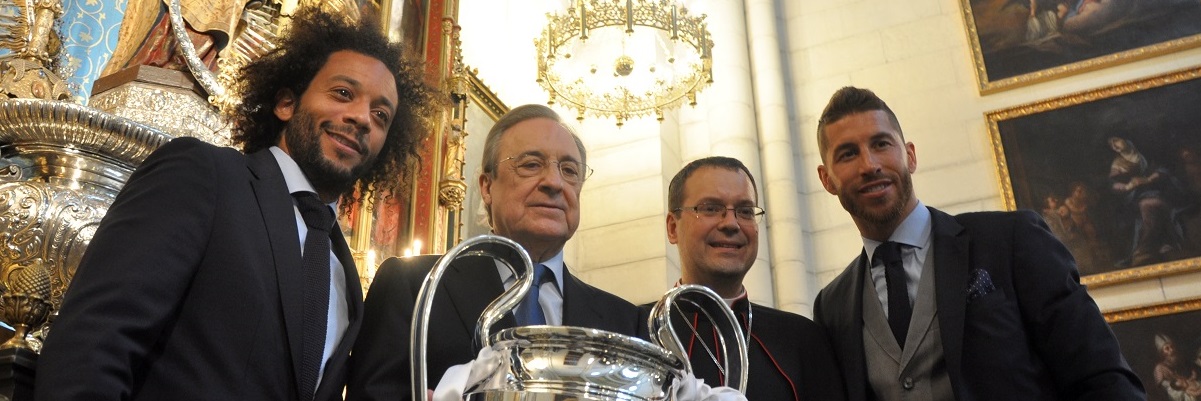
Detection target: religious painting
<box><xmin>987</xmin><ymin>66</ymin><xmax>1201</xmax><ymax>287</ymax></box>
<box><xmin>1107</xmin><ymin>298</ymin><xmax>1201</xmax><ymax>401</ymax></box>
<box><xmin>960</xmin><ymin>0</ymin><xmax>1201</xmax><ymax>94</ymax></box>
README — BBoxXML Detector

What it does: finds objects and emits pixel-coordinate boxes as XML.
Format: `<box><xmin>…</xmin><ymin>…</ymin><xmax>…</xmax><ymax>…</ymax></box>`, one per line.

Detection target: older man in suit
<box><xmin>35</xmin><ymin>8</ymin><xmax>437</xmax><ymax>401</ymax></box>
<box><xmin>812</xmin><ymin>86</ymin><xmax>1144</xmax><ymax>401</ymax></box>
<box><xmin>345</xmin><ymin>104</ymin><xmax>641</xmax><ymax>401</ymax></box>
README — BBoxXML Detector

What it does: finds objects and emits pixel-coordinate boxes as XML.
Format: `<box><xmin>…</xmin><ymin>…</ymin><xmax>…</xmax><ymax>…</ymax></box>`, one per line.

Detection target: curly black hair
<box><xmin>229</xmin><ymin>6</ymin><xmax>442</xmax><ymax>206</ymax></box>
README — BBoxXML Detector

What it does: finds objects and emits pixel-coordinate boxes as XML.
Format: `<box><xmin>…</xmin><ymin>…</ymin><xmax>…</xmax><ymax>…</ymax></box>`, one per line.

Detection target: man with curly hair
<box><xmin>35</xmin><ymin>7</ymin><xmax>437</xmax><ymax>401</ymax></box>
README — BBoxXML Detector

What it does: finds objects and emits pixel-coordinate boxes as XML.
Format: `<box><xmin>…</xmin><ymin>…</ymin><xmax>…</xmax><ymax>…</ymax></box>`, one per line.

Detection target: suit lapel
<box><xmin>442</xmin><ymin>255</ymin><xmax>512</xmax><ymax>348</ymax></box>
<box><xmin>930</xmin><ymin>207</ymin><xmax>970</xmax><ymax>391</ymax></box>
<box><xmin>561</xmin><ymin>265</ymin><xmax>604</xmax><ymax>328</ymax></box>
<box><xmin>845</xmin><ymin>252</ymin><xmax>871</xmax><ymax>401</ymax></box>
<box><xmin>247</xmin><ymin>149</ymin><xmax>308</xmax><ymax>393</ymax></box>
<box><xmin>331</xmin><ymin>226</ymin><xmax>363</xmax><ymax>344</ymax></box>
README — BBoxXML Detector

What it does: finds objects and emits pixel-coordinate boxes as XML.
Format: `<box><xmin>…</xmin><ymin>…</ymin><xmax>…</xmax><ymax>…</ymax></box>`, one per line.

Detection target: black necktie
<box><xmin>874</xmin><ymin>241</ymin><xmax>911</xmax><ymax>348</ymax></box>
<box><xmin>294</xmin><ymin>192</ymin><xmax>333</xmax><ymax>399</ymax></box>
<box><xmin>518</xmin><ymin>264</ymin><xmax>554</xmax><ymax>326</ymax></box>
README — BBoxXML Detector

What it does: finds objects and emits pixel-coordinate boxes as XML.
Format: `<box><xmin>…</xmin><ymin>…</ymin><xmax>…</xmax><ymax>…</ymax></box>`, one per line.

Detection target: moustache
<box><xmin>321</xmin><ymin>121</ymin><xmax>369</xmax><ymax>154</ymax></box>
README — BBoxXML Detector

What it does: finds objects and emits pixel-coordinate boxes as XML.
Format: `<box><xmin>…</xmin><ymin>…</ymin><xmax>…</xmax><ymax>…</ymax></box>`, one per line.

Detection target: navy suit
<box><xmin>36</xmin><ymin>138</ymin><xmax>363</xmax><ymax>401</ymax></box>
<box><xmin>814</xmin><ymin>207</ymin><xmax>1144</xmax><ymax>401</ymax></box>
<box><xmin>346</xmin><ymin>252</ymin><xmax>641</xmax><ymax>401</ymax></box>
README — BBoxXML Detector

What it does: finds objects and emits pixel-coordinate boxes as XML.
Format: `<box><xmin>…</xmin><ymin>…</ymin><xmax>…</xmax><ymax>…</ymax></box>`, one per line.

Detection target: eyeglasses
<box><xmin>674</xmin><ymin>203</ymin><xmax>765</xmax><ymax>223</ymax></box>
<box><xmin>499</xmin><ymin>154</ymin><xmax>593</xmax><ymax>184</ymax></box>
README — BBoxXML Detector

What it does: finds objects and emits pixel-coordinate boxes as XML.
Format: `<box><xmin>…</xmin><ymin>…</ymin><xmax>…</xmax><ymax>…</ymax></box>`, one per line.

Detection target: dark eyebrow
<box><xmin>696</xmin><ymin>197</ymin><xmax>755</xmax><ymax>206</ymax></box>
<box><xmin>871</xmin><ymin>132</ymin><xmax>898</xmax><ymax>142</ymax></box>
<box><xmin>831</xmin><ymin>142</ymin><xmax>857</xmax><ymax>155</ymax></box>
<box><xmin>331</xmin><ymin>74</ymin><xmax>395</xmax><ymax>111</ymax></box>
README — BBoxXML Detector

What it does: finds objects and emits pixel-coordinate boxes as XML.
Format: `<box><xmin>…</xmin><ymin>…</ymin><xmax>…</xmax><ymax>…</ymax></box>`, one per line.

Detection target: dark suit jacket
<box><xmin>35</xmin><ymin>138</ymin><xmax>363</xmax><ymax>401</ymax></box>
<box><xmin>813</xmin><ymin>207</ymin><xmax>1143</xmax><ymax>401</ymax></box>
<box><xmin>345</xmin><ymin>252</ymin><xmax>641</xmax><ymax>401</ymax></box>
<box><xmin>638</xmin><ymin>297</ymin><xmax>847</xmax><ymax>401</ymax></box>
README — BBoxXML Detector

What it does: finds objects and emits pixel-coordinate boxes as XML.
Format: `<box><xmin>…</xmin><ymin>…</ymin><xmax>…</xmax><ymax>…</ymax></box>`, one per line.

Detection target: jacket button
<box><xmin>902</xmin><ymin>377</ymin><xmax>915</xmax><ymax>390</ymax></box>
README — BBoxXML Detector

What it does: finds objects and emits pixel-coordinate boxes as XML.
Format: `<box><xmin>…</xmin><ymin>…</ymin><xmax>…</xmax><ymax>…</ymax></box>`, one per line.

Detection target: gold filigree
<box><xmin>1103</xmin><ymin>296</ymin><xmax>1201</xmax><ymax>324</ymax></box>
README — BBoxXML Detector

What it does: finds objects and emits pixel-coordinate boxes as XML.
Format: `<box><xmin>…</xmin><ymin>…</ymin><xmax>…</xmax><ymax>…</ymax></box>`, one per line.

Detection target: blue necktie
<box><xmin>294</xmin><ymin>192</ymin><xmax>332</xmax><ymax>400</ymax></box>
<box><xmin>874</xmin><ymin>241</ymin><xmax>911</xmax><ymax>348</ymax></box>
<box><xmin>518</xmin><ymin>264</ymin><xmax>553</xmax><ymax>326</ymax></box>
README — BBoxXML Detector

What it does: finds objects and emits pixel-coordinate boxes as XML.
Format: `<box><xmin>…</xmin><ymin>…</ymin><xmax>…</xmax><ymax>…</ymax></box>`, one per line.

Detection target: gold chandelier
<box><xmin>536</xmin><ymin>0</ymin><xmax>714</xmax><ymax>125</ymax></box>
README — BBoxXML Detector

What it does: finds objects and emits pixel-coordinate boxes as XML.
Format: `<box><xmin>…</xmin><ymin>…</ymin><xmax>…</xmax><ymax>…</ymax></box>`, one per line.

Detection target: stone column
<box><xmin>678</xmin><ymin>0</ymin><xmax>774</xmax><ymax>307</ymax></box>
<box><xmin>744</xmin><ymin>0</ymin><xmax>814</xmax><ymax>315</ymax></box>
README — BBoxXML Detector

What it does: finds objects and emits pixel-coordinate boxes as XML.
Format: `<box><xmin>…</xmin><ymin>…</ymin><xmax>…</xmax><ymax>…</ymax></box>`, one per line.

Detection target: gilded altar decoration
<box><xmin>0</xmin><ymin>0</ymin><xmax>70</xmax><ymax>101</ymax></box>
<box><xmin>174</xmin><ymin>0</ymin><xmax>365</xmax><ymax>111</ymax></box>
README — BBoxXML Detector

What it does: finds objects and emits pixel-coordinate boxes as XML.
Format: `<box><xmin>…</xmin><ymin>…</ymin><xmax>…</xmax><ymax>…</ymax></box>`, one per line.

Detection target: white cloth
<box><xmin>431</xmin><ymin>348</ymin><xmax>746</xmax><ymax>401</ymax></box>
<box><xmin>672</xmin><ymin>371</ymin><xmax>749</xmax><ymax>401</ymax></box>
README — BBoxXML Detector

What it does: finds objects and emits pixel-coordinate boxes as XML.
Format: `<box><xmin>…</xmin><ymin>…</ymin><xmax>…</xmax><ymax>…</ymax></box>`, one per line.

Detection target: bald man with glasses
<box><xmin>346</xmin><ymin>104</ymin><xmax>642</xmax><ymax>401</ymax></box>
<box><xmin>642</xmin><ymin>156</ymin><xmax>846</xmax><ymax>401</ymax></box>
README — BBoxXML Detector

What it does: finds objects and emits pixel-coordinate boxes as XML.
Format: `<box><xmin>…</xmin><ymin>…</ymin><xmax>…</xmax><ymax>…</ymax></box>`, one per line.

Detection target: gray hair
<box><xmin>480</xmin><ymin>104</ymin><xmax>587</xmax><ymax>178</ymax></box>
<box><xmin>479</xmin><ymin>104</ymin><xmax>587</xmax><ymax>228</ymax></box>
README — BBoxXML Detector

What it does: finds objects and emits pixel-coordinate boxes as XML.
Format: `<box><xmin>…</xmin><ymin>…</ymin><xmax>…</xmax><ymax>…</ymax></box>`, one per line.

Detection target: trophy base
<box><xmin>0</xmin><ymin>347</ymin><xmax>37</xmax><ymax>401</ymax></box>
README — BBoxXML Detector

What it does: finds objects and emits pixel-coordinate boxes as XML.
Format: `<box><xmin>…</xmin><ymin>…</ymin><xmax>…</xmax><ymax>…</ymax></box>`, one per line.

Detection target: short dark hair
<box><xmin>229</xmin><ymin>7</ymin><xmax>441</xmax><ymax>205</ymax></box>
<box><xmin>667</xmin><ymin>156</ymin><xmax>758</xmax><ymax>214</ymax></box>
<box><xmin>816</xmin><ymin>86</ymin><xmax>903</xmax><ymax>162</ymax></box>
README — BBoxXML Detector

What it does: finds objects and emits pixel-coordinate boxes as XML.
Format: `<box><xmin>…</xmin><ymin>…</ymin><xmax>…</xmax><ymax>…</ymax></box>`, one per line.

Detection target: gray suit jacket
<box><xmin>814</xmin><ymin>207</ymin><xmax>1144</xmax><ymax>401</ymax></box>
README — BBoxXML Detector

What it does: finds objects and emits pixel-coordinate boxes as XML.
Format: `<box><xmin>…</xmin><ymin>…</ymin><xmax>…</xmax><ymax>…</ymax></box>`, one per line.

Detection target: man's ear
<box><xmin>817</xmin><ymin>165</ymin><xmax>837</xmax><ymax>195</ymax></box>
<box><xmin>479</xmin><ymin>172</ymin><xmax>493</xmax><ymax>207</ymax></box>
<box><xmin>905</xmin><ymin>141</ymin><xmax>918</xmax><ymax>173</ymax></box>
<box><xmin>666</xmin><ymin>213</ymin><xmax>680</xmax><ymax>245</ymax></box>
<box><xmin>273</xmin><ymin>89</ymin><xmax>297</xmax><ymax>121</ymax></box>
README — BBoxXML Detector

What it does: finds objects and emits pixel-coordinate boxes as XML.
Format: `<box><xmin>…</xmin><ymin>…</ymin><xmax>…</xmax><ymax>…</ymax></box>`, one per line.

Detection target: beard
<box><xmin>281</xmin><ymin>109</ymin><xmax>376</xmax><ymax>198</ymax></box>
<box><xmin>837</xmin><ymin>168</ymin><xmax>914</xmax><ymax>227</ymax></box>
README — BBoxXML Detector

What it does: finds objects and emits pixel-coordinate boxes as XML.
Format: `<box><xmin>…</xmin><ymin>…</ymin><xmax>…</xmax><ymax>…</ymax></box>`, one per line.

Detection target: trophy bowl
<box><xmin>464</xmin><ymin>325</ymin><xmax>684</xmax><ymax>401</ymax></box>
<box><xmin>410</xmin><ymin>235</ymin><xmax>746</xmax><ymax>401</ymax></box>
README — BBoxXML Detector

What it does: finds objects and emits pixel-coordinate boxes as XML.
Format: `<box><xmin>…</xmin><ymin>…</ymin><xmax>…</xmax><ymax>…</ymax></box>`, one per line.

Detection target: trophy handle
<box><xmin>648</xmin><ymin>285</ymin><xmax>749</xmax><ymax>392</ymax></box>
<box><xmin>409</xmin><ymin>234</ymin><xmax>535</xmax><ymax>401</ymax></box>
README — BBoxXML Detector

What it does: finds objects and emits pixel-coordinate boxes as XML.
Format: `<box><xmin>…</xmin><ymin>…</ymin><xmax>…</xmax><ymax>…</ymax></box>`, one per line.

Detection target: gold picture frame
<box><xmin>959</xmin><ymin>0</ymin><xmax>1201</xmax><ymax>94</ymax></box>
<box><xmin>987</xmin><ymin>66</ymin><xmax>1201</xmax><ymax>288</ymax></box>
<box><xmin>1105</xmin><ymin>297</ymin><xmax>1201</xmax><ymax>401</ymax></box>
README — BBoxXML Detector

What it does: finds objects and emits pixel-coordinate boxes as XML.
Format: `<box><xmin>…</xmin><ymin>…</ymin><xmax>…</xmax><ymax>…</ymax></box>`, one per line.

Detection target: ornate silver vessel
<box><xmin>410</xmin><ymin>234</ymin><xmax>748</xmax><ymax>401</ymax></box>
<box><xmin>0</xmin><ymin>98</ymin><xmax>172</xmax><ymax>313</ymax></box>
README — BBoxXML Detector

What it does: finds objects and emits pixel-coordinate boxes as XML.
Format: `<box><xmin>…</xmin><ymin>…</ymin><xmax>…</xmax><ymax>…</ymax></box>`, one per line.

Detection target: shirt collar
<box><xmin>270</xmin><ymin>146</ymin><xmax>339</xmax><ymax>216</ymax></box>
<box><xmin>498</xmin><ymin>249</ymin><xmax>565</xmax><ymax>290</ymax></box>
<box><xmin>862</xmin><ymin>200</ymin><xmax>930</xmax><ymax>261</ymax></box>
<box><xmin>673</xmin><ymin>279</ymin><xmax>747</xmax><ymax>307</ymax></box>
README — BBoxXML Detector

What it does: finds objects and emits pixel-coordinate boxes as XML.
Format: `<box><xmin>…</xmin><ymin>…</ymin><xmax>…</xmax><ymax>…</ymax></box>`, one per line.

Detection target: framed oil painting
<box><xmin>960</xmin><ymin>0</ymin><xmax>1201</xmax><ymax>94</ymax></box>
<box><xmin>1106</xmin><ymin>297</ymin><xmax>1201</xmax><ymax>401</ymax></box>
<box><xmin>987</xmin><ymin>66</ymin><xmax>1201</xmax><ymax>287</ymax></box>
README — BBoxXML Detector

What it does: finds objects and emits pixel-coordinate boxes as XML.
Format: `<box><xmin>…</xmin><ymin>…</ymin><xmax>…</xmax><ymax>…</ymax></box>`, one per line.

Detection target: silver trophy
<box><xmin>410</xmin><ymin>234</ymin><xmax>748</xmax><ymax>401</ymax></box>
